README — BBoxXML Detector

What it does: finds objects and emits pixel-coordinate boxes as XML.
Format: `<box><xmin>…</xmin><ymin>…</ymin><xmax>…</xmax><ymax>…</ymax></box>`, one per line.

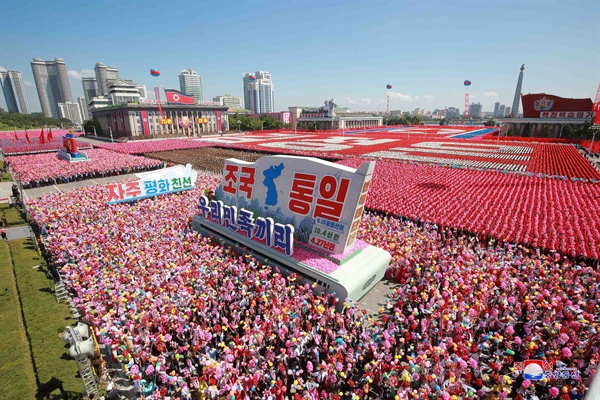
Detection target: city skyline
<box><xmin>0</xmin><ymin>1</ymin><xmax>598</xmax><ymax>115</ymax></box>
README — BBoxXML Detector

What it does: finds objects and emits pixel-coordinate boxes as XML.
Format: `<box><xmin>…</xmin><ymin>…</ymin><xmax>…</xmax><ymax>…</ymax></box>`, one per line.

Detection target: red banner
<box><xmin>216</xmin><ymin>111</ymin><xmax>222</xmax><ymax>132</ymax></box>
<box><xmin>113</xmin><ymin>112</ymin><xmax>119</xmax><ymax>137</ymax></box>
<box><xmin>522</xmin><ymin>93</ymin><xmax>593</xmax><ymax>118</ymax></box>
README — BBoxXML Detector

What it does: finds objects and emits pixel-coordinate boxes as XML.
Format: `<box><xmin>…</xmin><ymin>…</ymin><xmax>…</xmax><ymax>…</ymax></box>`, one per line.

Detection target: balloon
<box><xmin>464</xmin><ymin>80</ymin><xmax>471</xmax><ymax>86</ymax></box>
<box><xmin>248</xmin><ymin>75</ymin><xmax>256</xmax><ymax>81</ymax></box>
<box><xmin>386</xmin><ymin>84</ymin><xmax>392</xmax><ymax>89</ymax></box>
<box><xmin>150</xmin><ymin>69</ymin><xmax>160</xmax><ymax>77</ymax></box>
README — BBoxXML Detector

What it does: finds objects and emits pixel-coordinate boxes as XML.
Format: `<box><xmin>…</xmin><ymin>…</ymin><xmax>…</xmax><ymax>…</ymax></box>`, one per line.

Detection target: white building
<box><xmin>88</xmin><ymin>96</ymin><xmax>111</xmax><ymax>114</ymax></box>
<box><xmin>77</xmin><ymin>96</ymin><xmax>89</xmax><ymax>120</ymax></box>
<box><xmin>0</xmin><ymin>67</ymin><xmax>30</xmax><ymax>114</ymax></box>
<box><xmin>95</xmin><ymin>62</ymin><xmax>120</xmax><ymax>95</ymax></box>
<box><xmin>243</xmin><ymin>71</ymin><xmax>274</xmax><ymax>113</ymax></box>
<box><xmin>213</xmin><ymin>94</ymin><xmax>243</xmax><ymax>109</ymax></box>
<box><xmin>31</xmin><ymin>58</ymin><xmax>73</xmax><ymax>118</ymax></box>
<box><xmin>136</xmin><ymin>84</ymin><xmax>147</xmax><ymax>99</ymax></box>
<box><xmin>179</xmin><ymin>69</ymin><xmax>202</xmax><ymax>102</ymax></box>
<box><xmin>58</xmin><ymin>101</ymin><xmax>83</xmax><ymax>126</ymax></box>
<box><xmin>468</xmin><ymin>102</ymin><xmax>483</xmax><ymax>118</ymax></box>
<box><xmin>107</xmin><ymin>79</ymin><xmax>141</xmax><ymax>105</ymax></box>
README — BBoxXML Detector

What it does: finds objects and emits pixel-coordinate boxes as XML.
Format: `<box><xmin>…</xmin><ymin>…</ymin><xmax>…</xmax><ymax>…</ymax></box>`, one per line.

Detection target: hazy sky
<box><xmin>1</xmin><ymin>0</ymin><xmax>598</xmax><ymax>113</ymax></box>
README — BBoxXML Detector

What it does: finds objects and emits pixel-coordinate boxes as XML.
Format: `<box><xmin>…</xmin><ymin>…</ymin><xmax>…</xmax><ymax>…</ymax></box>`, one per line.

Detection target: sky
<box><xmin>0</xmin><ymin>0</ymin><xmax>599</xmax><ymax>114</ymax></box>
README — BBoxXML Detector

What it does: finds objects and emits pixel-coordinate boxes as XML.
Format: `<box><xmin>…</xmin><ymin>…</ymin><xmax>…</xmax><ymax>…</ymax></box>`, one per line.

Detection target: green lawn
<box><xmin>1</xmin><ymin>203</ymin><xmax>27</xmax><ymax>226</ymax></box>
<box><xmin>8</xmin><ymin>238</ymin><xmax>85</xmax><ymax>399</ymax></box>
<box><xmin>0</xmin><ymin>240</ymin><xmax>37</xmax><ymax>399</ymax></box>
<box><xmin>0</xmin><ymin>160</ymin><xmax>12</xmax><ymax>181</ymax></box>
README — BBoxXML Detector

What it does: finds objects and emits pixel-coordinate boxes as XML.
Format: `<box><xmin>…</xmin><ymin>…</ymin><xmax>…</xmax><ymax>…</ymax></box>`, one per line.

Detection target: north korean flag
<box><xmin>164</xmin><ymin>89</ymin><xmax>195</xmax><ymax>105</ymax></box>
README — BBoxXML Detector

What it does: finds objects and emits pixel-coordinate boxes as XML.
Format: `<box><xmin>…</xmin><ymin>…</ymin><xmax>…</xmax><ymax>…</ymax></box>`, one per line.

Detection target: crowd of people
<box><xmin>26</xmin><ymin>173</ymin><xmax>599</xmax><ymax>399</ymax></box>
<box><xmin>5</xmin><ymin>149</ymin><xmax>163</xmax><ymax>188</ymax></box>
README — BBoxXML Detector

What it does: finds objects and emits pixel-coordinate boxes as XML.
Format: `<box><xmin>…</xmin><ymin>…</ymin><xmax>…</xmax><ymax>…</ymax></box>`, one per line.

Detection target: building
<box><xmin>77</xmin><ymin>96</ymin><xmax>89</xmax><ymax>120</ymax></box>
<box><xmin>446</xmin><ymin>107</ymin><xmax>461</xmax><ymax>119</ymax></box>
<box><xmin>90</xmin><ymin>103</ymin><xmax>229</xmax><ymax>138</ymax></box>
<box><xmin>213</xmin><ymin>94</ymin><xmax>243</xmax><ymax>109</ymax></box>
<box><xmin>94</xmin><ymin>62</ymin><xmax>120</xmax><ymax>95</ymax></box>
<box><xmin>107</xmin><ymin>79</ymin><xmax>142</xmax><ymax>105</ymax></box>
<box><xmin>58</xmin><ymin>101</ymin><xmax>83</xmax><ymax>126</ymax></box>
<box><xmin>504</xmin><ymin>106</ymin><xmax>511</xmax><ymax>116</ymax></box>
<box><xmin>468</xmin><ymin>102</ymin><xmax>482</xmax><ymax>118</ymax></box>
<box><xmin>498</xmin><ymin>104</ymin><xmax>506</xmax><ymax>118</ymax></box>
<box><xmin>247</xmin><ymin>112</ymin><xmax>291</xmax><ymax>124</ymax></box>
<box><xmin>31</xmin><ymin>57</ymin><xmax>73</xmax><ymax>118</ymax></box>
<box><xmin>500</xmin><ymin>93</ymin><xmax>594</xmax><ymax>137</ymax></box>
<box><xmin>493</xmin><ymin>102</ymin><xmax>500</xmax><ymax>117</ymax></box>
<box><xmin>0</xmin><ymin>67</ymin><xmax>30</xmax><ymax>114</ymax></box>
<box><xmin>82</xmin><ymin>77</ymin><xmax>98</xmax><ymax>105</ymax></box>
<box><xmin>136</xmin><ymin>84</ymin><xmax>147</xmax><ymax>99</ymax></box>
<box><xmin>243</xmin><ymin>71</ymin><xmax>274</xmax><ymax>113</ymax></box>
<box><xmin>179</xmin><ymin>69</ymin><xmax>202</xmax><ymax>103</ymax></box>
<box><xmin>291</xmin><ymin>100</ymin><xmax>383</xmax><ymax>130</ymax></box>
<box><xmin>88</xmin><ymin>96</ymin><xmax>111</xmax><ymax>115</ymax></box>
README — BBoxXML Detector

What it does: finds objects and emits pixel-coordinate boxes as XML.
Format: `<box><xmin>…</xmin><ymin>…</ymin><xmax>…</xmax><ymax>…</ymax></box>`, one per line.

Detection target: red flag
<box><xmin>164</xmin><ymin>89</ymin><xmax>195</xmax><ymax>105</ymax></box>
<box><xmin>48</xmin><ymin>128</ymin><xmax>53</xmax><ymax>141</ymax></box>
<box><xmin>25</xmin><ymin>130</ymin><xmax>30</xmax><ymax>144</ymax></box>
<box><xmin>39</xmin><ymin>127</ymin><xmax>45</xmax><ymax>144</ymax></box>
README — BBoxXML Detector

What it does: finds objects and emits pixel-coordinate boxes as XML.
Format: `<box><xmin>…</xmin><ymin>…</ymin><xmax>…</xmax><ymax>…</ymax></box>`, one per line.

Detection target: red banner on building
<box><xmin>120</xmin><ymin>111</ymin><xmax>126</xmax><ymax>134</ymax></box>
<box><xmin>216</xmin><ymin>111</ymin><xmax>222</xmax><ymax>132</ymax></box>
<box><xmin>113</xmin><ymin>112</ymin><xmax>119</xmax><ymax>136</ymax></box>
<box><xmin>140</xmin><ymin>111</ymin><xmax>150</xmax><ymax>136</ymax></box>
<box><xmin>522</xmin><ymin>93</ymin><xmax>593</xmax><ymax>118</ymax></box>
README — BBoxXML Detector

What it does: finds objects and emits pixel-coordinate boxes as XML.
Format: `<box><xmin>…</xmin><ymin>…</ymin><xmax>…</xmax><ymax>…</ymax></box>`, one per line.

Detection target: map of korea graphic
<box><xmin>263</xmin><ymin>163</ymin><xmax>285</xmax><ymax>206</ymax></box>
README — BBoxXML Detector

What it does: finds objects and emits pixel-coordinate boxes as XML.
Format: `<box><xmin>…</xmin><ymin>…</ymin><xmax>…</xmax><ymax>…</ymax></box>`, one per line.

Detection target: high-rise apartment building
<box><xmin>31</xmin><ymin>58</ymin><xmax>73</xmax><ymax>118</ymax></box>
<box><xmin>0</xmin><ymin>67</ymin><xmax>30</xmax><ymax>114</ymax></box>
<box><xmin>213</xmin><ymin>94</ymin><xmax>243</xmax><ymax>109</ymax></box>
<box><xmin>493</xmin><ymin>102</ymin><xmax>500</xmax><ymax>117</ymax></box>
<box><xmin>77</xmin><ymin>96</ymin><xmax>89</xmax><ymax>120</ymax></box>
<box><xmin>468</xmin><ymin>102</ymin><xmax>482</xmax><ymax>118</ymax></box>
<box><xmin>498</xmin><ymin>104</ymin><xmax>506</xmax><ymax>117</ymax></box>
<box><xmin>82</xmin><ymin>77</ymin><xmax>98</xmax><ymax>105</ymax></box>
<box><xmin>95</xmin><ymin>62</ymin><xmax>120</xmax><ymax>95</ymax></box>
<box><xmin>446</xmin><ymin>107</ymin><xmax>461</xmax><ymax>119</ymax></box>
<box><xmin>505</xmin><ymin>106</ymin><xmax>511</xmax><ymax>116</ymax></box>
<box><xmin>58</xmin><ymin>101</ymin><xmax>83</xmax><ymax>125</ymax></box>
<box><xmin>179</xmin><ymin>69</ymin><xmax>202</xmax><ymax>103</ymax></box>
<box><xmin>243</xmin><ymin>71</ymin><xmax>274</xmax><ymax>113</ymax></box>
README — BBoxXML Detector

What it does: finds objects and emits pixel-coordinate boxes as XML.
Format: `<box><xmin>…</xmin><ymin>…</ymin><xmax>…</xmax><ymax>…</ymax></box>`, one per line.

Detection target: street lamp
<box><xmin>261</xmin><ymin>121</ymin><xmax>266</xmax><ymax>131</ymax></box>
<box><xmin>237</xmin><ymin>120</ymin><xmax>241</xmax><ymax>133</ymax></box>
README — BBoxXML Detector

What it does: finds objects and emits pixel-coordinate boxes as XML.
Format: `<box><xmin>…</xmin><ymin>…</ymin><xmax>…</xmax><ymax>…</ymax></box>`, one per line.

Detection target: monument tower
<box><xmin>511</xmin><ymin>64</ymin><xmax>525</xmax><ymax>117</ymax></box>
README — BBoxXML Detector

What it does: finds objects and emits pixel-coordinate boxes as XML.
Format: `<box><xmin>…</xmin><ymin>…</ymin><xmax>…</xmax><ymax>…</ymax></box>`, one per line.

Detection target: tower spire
<box><xmin>511</xmin><ymin>64</ymin><xmax>525</xmax><ymax>117</ymax></box>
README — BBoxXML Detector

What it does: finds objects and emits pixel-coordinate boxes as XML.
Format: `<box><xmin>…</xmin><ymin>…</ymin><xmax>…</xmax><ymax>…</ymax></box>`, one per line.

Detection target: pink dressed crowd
<box><xmin>26</xmin><ymin>175</ymin><xmax>599</xmax><ymax>400</ymax></box>
<box><xmin>93</xmin><ymin>139</ymin><xmax>215</xmax><ymax>155</ymax></box>
<box><xmin>5</xmin><ymin>149</ymin><xmax>163</xmax><ymax>188</ymax></box>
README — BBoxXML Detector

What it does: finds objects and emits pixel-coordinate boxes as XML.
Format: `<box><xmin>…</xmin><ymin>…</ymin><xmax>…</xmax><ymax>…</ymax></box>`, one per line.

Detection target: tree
<box><xmin>484</xmin><ymin>118</ymin><xmax>496</xmax><ymax>127</ymax></box>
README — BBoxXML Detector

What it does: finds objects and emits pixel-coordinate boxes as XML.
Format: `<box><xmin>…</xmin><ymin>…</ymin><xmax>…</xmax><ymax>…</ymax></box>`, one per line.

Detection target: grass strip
<box><xmin>0</xmin><ymin>239</ymin><xmax>37</xmax><ymax>399</ymax></box>
<box><xmin>1</xmin><ymin>203</ymin><xmax>27</xmax><ymax>226</ymax></box>
<box><xmin>9</xmin><ymin>238</ymin><xmax>84</xmax><ymax>398</ymax></box>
